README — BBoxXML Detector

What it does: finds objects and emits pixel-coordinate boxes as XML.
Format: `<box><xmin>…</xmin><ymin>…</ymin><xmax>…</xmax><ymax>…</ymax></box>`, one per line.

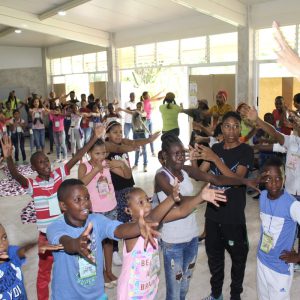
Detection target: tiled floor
<box><xmin>1</xmin><ymin>141</ymin><xmax>300</xmax><ymax>300</ymax></box>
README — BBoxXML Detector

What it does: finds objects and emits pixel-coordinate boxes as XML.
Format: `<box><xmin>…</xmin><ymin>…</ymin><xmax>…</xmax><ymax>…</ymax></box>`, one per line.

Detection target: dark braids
<box><xmin>161</xmin><ymin>133</ymin><xmax>183</xmax><ymax>153</ymax></box>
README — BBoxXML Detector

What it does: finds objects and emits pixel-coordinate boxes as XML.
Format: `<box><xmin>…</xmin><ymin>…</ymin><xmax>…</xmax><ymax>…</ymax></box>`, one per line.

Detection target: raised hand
<box><xmin>186</xmin><ymin>145</ymin><xmax>201</xmax><ymax>161</ymax></box>
<box><xmin>279</xmin><ymin>250</ymin><xmax>300</xmax><ymax>263</ymax></box>
<box><xmin>75</xmin><ymin>222</ymin><xmax>95</xmax><ymax>264</ymax></box>
<box><xmin>39</xmin><ymin>244</ymin><xmax>64</xmax><ymax>254</ymax></box>
<box><xmin>93</xmin><ymin>124</ymin><xmax>106</xmax><ymax>140</ymax></box>
<box><xmin>1</xmin><ymin>135</ymin><xmax>13</xmax><ymax>158</ymax></box>
<box><xmin>200</xmin><ymin>183</ymin><xmax>227</xmax><ymax>207</ymax></box>
<box><xmin>245</xmin><ymin>106</ymin><xmax>258</xmax><ymax>122</ymax></box>
<box><xmin>138</xmin><ymin>210</ymin><xmax>160</xmax><ymax>250</ymax></box>
<box><xmin>149</xmin><ymin>131</ymin><xmax>161</xmax><ymax>142</ymax></box>
<box><xmin>198</xmin><ymin>145</ymin><xmax>218</xmax><ymax>162</ymax></box>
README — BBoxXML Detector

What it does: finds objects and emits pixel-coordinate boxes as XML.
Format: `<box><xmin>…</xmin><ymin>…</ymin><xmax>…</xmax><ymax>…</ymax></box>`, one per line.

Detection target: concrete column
<box><xmin>106</xmin><ymin>33</ymin><xmax>120</xmax><ymax>102</ymax></box>
<box><xmin>237</xmin><ymin>22</ymin><xmax>254</xmax><ymax>106</ymax></box>
<box><xmin>41</xmin><ymin>47</ymin><xmax>52</xmax><ymax>98</ymax></box>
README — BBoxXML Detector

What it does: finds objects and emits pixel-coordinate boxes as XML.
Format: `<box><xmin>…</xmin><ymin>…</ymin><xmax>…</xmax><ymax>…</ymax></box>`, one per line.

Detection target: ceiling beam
<box><xmin>170</xmin><ymin>0</ymin><xmax>247</xmax><ymax>26</ymax></box>
<box><xmin>0</xmin><ymin>27</ymin><xmax>16</xmax><ymax>38</ymax></box>
<box><xmin>0</xmin><ymin>6</ymin><xmax>110</xmax><ymax>47</ymax></box>
<box><xmin>39</xmin><ymin>0</ymin><xmax>92</xmax><ymax>21</ymax></box>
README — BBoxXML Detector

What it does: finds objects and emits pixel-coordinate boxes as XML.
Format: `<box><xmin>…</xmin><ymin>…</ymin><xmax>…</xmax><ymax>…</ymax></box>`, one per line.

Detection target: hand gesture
<box><xmin>279</xmin><ymin>250</ymin><xmax>300</xmax><ymax>263</ymax></box>
<box><xmin>186</xmin><ymin>145</ymin><xmax>201</xmax><ymax>161</ymax></box>
<box><xmin>198</xmin><ymin>145</ymin><xmax>218</xmax><ymax>162</ymax></box>
<box><xmin>149</xmin><ymin>131</ymin><xmax>161</xmax><ymax>142</ymax></box>
<box><xmin>172</xmin><ymin>177</ymin><xmax>180</xmax><ymax>203</ymax></box>
<box><xmin>245</xmin><ymin>106</ymin><xmax>258</xmax><ymax>122</ymax></box>
<box><xmin>199</xmin><ymin>183</ymin><xmax>227</xmax><ymax>207</ymax></box>
<box><xmin>138</xmin><ymin>210</ymin><xmax>160</xmax><ymax>251</ymax></box>
<box><xmin>39</xmin><ymin>244</ymin><xmax>64</xmax><ymax>254</ymax></box>
<box><xmin>93</xmin><ymin>124</ymin><xmax>106</xmax><ymax>140</ymax></box>
<box><xmin>75</xmin><ymin>222</ymin><xmax>95</xmax><ymax>264</ymax></box>
<box><xmin>1</xmin><ymin>135</ymin><xmax>13</xmax><ymax>158</ymax></box>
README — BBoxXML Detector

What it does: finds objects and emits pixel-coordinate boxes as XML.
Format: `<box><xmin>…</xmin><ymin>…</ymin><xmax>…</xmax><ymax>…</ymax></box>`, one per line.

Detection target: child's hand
<box><xmin>279</xmin><ymin>250</ymin><xmax>300</xmax><ymax>263</ymax></box>
<box><xmin>1</xmin><ymin>135</ymin><xmax>13</xmax><ymax>158</ymax></box>
<box><xmin>200</xmin><ymin>183</ymin><xmax>227</xmax><ymax>207</ymax></box>
<box><xmin>39</xmin><ymin>244</ymin><xmax>64</xmax><ymax>254</ymax></box>
<box><xmin>198</xmin><ymin>145</ymin><xmax>218</xmax><ymax>162</ymax></box>
<box><xmin>138</xmin><ymin>210</ymin><xmax>159</xmax><ymax>251</ymax></box>
<box><xmin>74</xmin><ymin>222</ymin><xmax>95</xmax><ymax>264</ymax></box>
<box><xmin>172</xmin><ymin>177</ymin><xmax>180</xmax><ymax>203</ymax></box>
<box><xmin>93</xmin><ymin>125</ymin><xmax>106</xmax><ymax>140</ymax></box>
<box><xmin>107</xmin><ymin>159</ymin><xmax>124</xmax><ymax>169</ymax></box>
<box><xmin>245</xmin><ymin>106</ymin><xmax>258</xmax><ymax>122</ymax></box>
<box><xmin>186</xmin><ymin>145</ymin><xmax>201</xmax><ymax>161</ymax></box>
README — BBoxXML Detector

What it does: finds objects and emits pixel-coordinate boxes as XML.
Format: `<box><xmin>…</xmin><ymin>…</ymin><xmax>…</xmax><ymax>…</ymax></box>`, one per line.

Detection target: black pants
<box><xmin>11</xmin><ymin>132</ymin><xmax>26</xmax><ymax>161</ymax></box>
<box><xmin>48</xmin><ymin>121</ymin><xmax>54</xmax><ymax>152</ymax></box>
<box><xmin>205</xmin><ymin>218</ymin><xmax>249</xmax><ymax>300</ymax></box>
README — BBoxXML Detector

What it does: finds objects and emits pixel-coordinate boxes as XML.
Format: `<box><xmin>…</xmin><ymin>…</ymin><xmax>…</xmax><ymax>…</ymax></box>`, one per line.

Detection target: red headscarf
<box><xmin>217</xmin><ymin>90</ymin><xmax>228</xmax><ymax>102</ymax></box>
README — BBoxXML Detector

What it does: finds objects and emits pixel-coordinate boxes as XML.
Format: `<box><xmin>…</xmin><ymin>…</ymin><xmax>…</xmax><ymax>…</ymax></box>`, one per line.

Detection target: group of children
<box><xmin>1</xmin><ymin>90</ymin><xmax>300</xmax><ymax>300</ymax></box>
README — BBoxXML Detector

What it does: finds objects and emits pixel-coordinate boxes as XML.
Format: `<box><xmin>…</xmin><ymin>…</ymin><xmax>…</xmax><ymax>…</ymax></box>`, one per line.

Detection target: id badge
<box><xmin>78</xmin><ymin>256</ymin><xmax>96</xmax><ymax>279</ymax></box>
<box><xmin>89</xmin><ymin>121</ymin><xmax>94</xmax><ymax>128</ymax></box>
<box><xmin>97</xmin><ymin>178</ymin><xmax>109</xmax><ymax>196</ymax></box>
<box><xmin>149</xmin><ymin>251</ymin><xmax>160</xmax><ymax>277</ymax></box>
<box><xmin>48</xmin><ymin>199</ymin><xmax>61</xmax><ymax>216</ymax></box>
<box><xmin>260</xmin><ymin>232</ymin><xmax>273</xmax><ymax>253</ymax></box>
<box><xmin>29</xmin><ymin>129</ymin><xmax>33</xmax><ymax>135</ymax></box>
<box><xmin>35</xmin><ymin>112</ymin><xmax>40</xmax><ymax>119</ymax></box>
<box><xmin>55</xmin><ymin>121</ymin><xmax>60</xmax><ymax>128</ymax></box>
<box><xmin>16</xmin><ymin>126</ymin><xmax>22</xmax><ymax>133</ymax></box>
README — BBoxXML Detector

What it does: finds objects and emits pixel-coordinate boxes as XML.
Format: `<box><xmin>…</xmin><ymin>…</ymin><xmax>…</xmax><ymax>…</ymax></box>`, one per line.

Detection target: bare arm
<box><xmin>108</xmin><ymin>160</ymin><xmax>132</xmax><ymax>179</ymax></box>
<box><xmin>78</xmin><ymin>163</ymin><xmax>101</xmax><ymax>185</ymax></box>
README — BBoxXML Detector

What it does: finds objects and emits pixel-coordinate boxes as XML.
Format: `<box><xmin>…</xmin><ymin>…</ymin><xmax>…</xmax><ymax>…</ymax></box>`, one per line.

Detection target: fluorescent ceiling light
<box><xmin>14</xmin><ymin>29</ymin><xmax>22</xmax><ymax>34</ymax></box>
<box><xmin>58</xmin><ymin>11</ymin><xmax>66</xmax><ymax>16</ymax></box>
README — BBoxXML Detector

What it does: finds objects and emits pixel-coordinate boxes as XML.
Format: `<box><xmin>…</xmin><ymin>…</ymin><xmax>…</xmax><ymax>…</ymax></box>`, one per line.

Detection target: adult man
<box><xmin>123</xmin><ymin>92</ymin><xmax>136</xmax><ymax>138</ymax></box>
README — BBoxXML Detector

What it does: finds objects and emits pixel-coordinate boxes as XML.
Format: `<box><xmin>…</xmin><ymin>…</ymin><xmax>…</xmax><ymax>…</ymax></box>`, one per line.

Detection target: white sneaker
<box><xmin>112</xmin><ymin>251</ymin><xmax>122</xmax><ymax>266</ymax></box>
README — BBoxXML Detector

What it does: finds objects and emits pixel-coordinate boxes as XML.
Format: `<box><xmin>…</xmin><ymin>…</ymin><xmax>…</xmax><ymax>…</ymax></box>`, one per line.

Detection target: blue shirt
<box><xmin>0</xmin><ymin>246</ymin><xmax>27</xmax><ymax>300</ymax></box>
<box><xmin>257</xmin><ymin>190</ymin><xmax>297</xmax><ymax>275</ymax></box>
<box><xmin>47</xmin><ymin>214</ymin><xmax>121</xmax><ymax>300</ymax></box>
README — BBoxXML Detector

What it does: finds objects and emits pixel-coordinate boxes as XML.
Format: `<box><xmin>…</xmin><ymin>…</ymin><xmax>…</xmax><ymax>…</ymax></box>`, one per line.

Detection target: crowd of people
<box><xmin>1</xmin><ymin>87</ymin><xmax>300</xmax><ymax>300</ymax></box>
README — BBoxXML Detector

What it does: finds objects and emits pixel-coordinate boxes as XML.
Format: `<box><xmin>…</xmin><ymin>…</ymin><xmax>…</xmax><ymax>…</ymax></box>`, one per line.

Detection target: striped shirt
<box><xmin>24</xmin><ymin>165</ymin><xmax>69</xmax><ymax>233</ymax></box>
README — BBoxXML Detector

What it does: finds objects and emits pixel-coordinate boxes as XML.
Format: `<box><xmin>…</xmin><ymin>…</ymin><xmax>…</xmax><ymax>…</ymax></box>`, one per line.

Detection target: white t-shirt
<box><xmin>70</xmin><ymin>114</ymin><xmax>82</xmax><ymax>129</ymax></box>
<box><xmin>156</xmin><ymin>169</ymin><xmax>199</xmax><ymax>243</ymax></box>
<box><xmin>124</xmin><ymin>101</ymin><xmax>136</xmax><ymax>124</ymax></box>
<box><xmin>283</xmin><ymin>134</ymin><xmax>300</xmax><ymax>195</ymax></box>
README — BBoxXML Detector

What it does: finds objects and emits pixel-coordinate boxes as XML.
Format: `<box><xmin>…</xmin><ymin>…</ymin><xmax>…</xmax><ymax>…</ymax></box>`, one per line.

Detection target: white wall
<box><xmin>0</xmin><ymin>46</ymin><xmax>42</xmax><ymax>70</ymax></box>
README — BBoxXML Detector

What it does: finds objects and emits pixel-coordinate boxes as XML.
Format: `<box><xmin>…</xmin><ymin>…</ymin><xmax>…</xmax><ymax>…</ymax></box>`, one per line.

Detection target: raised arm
<box><xmin>1</xmin><ymin>136</ymin><xmax>28</xmax><ymax>187</ymax></box>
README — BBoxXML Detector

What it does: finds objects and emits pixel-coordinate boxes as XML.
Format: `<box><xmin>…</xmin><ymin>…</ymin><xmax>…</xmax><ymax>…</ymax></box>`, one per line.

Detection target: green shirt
<box><xmin>159</xmin><ymin>104</ymin><xmax>182</xmax><ymax>132</ymax></box>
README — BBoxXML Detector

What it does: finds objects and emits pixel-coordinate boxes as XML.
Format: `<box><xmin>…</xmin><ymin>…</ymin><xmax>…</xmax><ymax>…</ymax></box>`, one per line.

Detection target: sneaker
<box><xmin>202</xmin><ymin>294</ymin><xmax>223</xmax><ymax>300</ymax></box>
<box><xmin>112</xmin><ymin>251</ymin><xmax>122</xmax><ymax>266</ymax></box>
<box><xmin>144</xmin><ymin>165</ymin><xmax>147</xmax><ymax>172</ymax></box>
<box><xmin>131</xmin><ymin>165</ymin><xmax>138</xmax><ymax>171</ymax></box>
<box><xmin>294</xmin><ymin>264</ymin><xmax>300</xmax><ymax>272</ymax></box>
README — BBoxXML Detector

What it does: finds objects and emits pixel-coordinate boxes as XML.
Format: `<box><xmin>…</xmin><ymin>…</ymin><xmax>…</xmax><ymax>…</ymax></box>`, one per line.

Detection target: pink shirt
<box><xmin>49</xmin><ymin>114</ymin><xmax>65</xmax><ymax>132</ymax></box>
<box><xmin>143</xmin><ymin>99</ymin><xmax>152</xmax><ymax>120</ymax></box>
<box><xmin>84</xmin><ymin>161</ymin><xmax>117</xmax><ymax>213</ymax></box>
<box><xmin>117</xmin><ymin>237</ymin><xmax>159</xmax><ymax>300</ymax></box>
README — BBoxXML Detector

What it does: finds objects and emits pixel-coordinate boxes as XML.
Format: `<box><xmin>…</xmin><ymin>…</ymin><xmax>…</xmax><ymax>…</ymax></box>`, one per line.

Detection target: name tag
<box><xmin>16</xmin><ymin>126</ymin><xmax>22</xmax><ymax>133</ymax></box>
<box><xmin>78</xmin><ymin>256</ymin><xmax>96</xmax><ymax>279</ymax></box>
<box><xmin>55</xmin><ymin>121</ymin><xmax>60</xmax><ymax>128</ymax></box>
<box><xmin>260</xmin><ymin>231</ymin><xmax>273</xmax><ymax>253</ymax></box>
<box><xmin>89</xmin><ymin>121</ymin><xmax>94</xmax><ymax>128</ymax></box>
<box><xmin>35</xmin><ymin>112</ymin><xmax>40</xmax><ymax>118</ymax></box>
<box><xmin>29</xmin><ymin>129</ymin><xmax>33</xmax><ymax>134</ymax></box>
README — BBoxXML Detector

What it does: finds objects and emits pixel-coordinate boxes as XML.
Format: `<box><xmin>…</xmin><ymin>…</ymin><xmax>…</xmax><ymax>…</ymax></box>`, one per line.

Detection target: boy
<box><xmin>1</xmin><ymin>126</ymin><xmax>105</xmax><ymax>300</ymax></box>
<box><xmin>257</xmin><ymin>157</ymin><xmax>300</xmax><ymax>300</ymax></box>
<box><xmin>198</xmin><ymin>111</ymin><xmax>254</xmax><ymax>300</ymax></box>
<box><xmin>46</xmin><ymin>178</ymin><xmax>159</xmax><ymax>300</ymax></box>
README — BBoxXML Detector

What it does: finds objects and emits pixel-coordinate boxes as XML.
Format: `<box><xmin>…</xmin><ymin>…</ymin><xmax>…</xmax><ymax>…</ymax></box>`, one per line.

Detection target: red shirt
<box><xmin>80</xmin><ymin>107</ymin><xmax>91</xmax><ymax>128</ymax></box>
<box><xmin>272</xmin><ymin>109</ymin><xmax>291</xmax><ymax>135</ymax></box>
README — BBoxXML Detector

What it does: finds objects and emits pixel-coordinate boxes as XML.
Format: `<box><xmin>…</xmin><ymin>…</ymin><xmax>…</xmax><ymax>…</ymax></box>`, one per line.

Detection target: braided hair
<box><xmin>161</xmin><ymin>133</ymin><xmax>183</xmax><ymax>153</ymax></box>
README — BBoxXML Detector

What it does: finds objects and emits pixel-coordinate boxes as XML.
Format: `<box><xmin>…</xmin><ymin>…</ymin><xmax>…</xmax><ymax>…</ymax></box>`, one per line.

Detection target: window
<box><xmin>180</xmin><ymin>37</ymin><xmax>207</xmax><ymax>64</ymax></box>
<box><xmin>210</xmin><ymin>32</ymin><xmax>237</xmax><ymax>63</ymax></box>
<box><xmin>72</xmin><ymin>55</ymin><xmax>83</xmax><ymax>73</ymax></box>
<box><xmin>157</xmin><ymin>40</ymin><xmax>179</xmax><ymax>66</ymax></box>
<box><xmin>51</xmin><ymin>58</ymin><xmax>61</xmax><ymax>75</ymax></box>
<box><xmin>84</xmin><ymin>53</ymin><xmax>96</xmax><ymax>72</ymax></box>
<box><xmin>61</xmin><ymin>57</ymin><xmax>72</xmax><ymax>74</ymax></box>
<box><xmin>89</xmin><ymin>73</ymin><xmax>108</xmax><ymax>82</ymax></box>
<box><xmin>97</xmin><ymin>51</ymin><xmax>107</xmax><ymax>71</ymax></box>
<box><xmin>136</xmin><ymin>43</ymin><xmax>156</xmax><ymax>67</ymax></box>
<box><xmin>52</xmin><ymin>76</ymin><xmax>65</xmax><ymax>84</ymax></box>
<box><xmin>117</xmin><ymin>47</ymin><xmax>135</xmax><ymax>69</ymax></box>
<box><xmin>191</xmin><ymin>65</ymin><xmax>236</xmax><ymax>75</ymax></box>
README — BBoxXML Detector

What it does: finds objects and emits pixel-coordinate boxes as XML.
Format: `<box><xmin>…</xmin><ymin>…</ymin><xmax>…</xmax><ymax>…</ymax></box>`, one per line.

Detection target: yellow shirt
<box><xmin>209</xmin><ymin>103</ymin><xmax>233</xmax><ymax>117</ymax></box>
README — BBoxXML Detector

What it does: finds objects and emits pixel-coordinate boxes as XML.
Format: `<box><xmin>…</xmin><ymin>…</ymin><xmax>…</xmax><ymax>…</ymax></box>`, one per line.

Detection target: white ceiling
<box><xmin>0</xmin><ymin>0</ymin><xmax>295</xmax><ymax>48</ymax></box>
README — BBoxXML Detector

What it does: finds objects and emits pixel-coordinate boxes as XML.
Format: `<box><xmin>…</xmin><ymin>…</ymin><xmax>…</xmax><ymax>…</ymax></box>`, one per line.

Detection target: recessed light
<box><xmin>58</xmin><ymin>11</ymin><xmax>66</xmax><ymax>16</ymax></box>
<box><xmin>14</xmin><ymin>29</ymin><xmax>22</xmax><ymax>34</ymax></box>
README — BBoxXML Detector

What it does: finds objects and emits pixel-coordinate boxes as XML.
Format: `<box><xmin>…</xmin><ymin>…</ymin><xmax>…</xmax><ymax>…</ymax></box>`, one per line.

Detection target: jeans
<box><xmin>145</xmin><ymin>119</ymin><xmax>154</xmax><ymax>154</ymax></box>
<box><xmin>11</xmin><ymin>132</ymin><xmax>26</xmax><ymax>161</ymax></box>
<box><xmin>133</xmin><ymin>131</ymin><xmax>147</xmax><ymax>166</ymax></box>
<box><xmin>124</xmin><ymin>122</ymin><xmax>132</xmax><ymax>139</ymax></box>
<box><xmin>82</xmin><ymin>127</ymin><xmax>92</xmax><ymax>144</ymax></box>
<box><xmin>33</xmin><ymin>128</ymin><xmax>45</xmax><ymax>150</ymax></box>
<box><xmin>205</xmin><ymin>218</ymin><xmax>249</xmax><ymax>300</ymax></box>
<box><xmin>162</xmin><ymin>237</ymin><xmax>198</xmax><ymax>300</ymax></box>
<box><xmin>48</xmin><ymin>121</ymin><xmax>54</xmax><ymax>152</ymax></box>
<box><xmin>53</xmin><ymin>131</ymin><xmax>67</xmax><ymax>159</ymax></box>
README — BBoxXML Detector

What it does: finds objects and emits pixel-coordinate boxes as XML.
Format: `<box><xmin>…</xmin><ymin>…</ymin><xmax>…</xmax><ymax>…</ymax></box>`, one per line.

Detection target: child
<box><xmin>78</xmin><ymin>138</ymin><xmax>131</xmax><ymax>287</ymax></box>
<box><xmin>257</xmin><ymin>157</ymin><xmax>300</xmax><ymax>300</ymax></box>
<box><xmin>46</xmin><ymin>178</ymin><xmax>159</xmax><ymax>300</ymax></box>
<box><xmin>103</xmin><ymin>103</ymin><xmax>121</xmax><ymax>125</ymax></box>
<box><xmin>49</xmin><ymin>106</ymin><xmax>68</xmax><ymax>162</ymax></box>
<box><xmin>1</xmin><ymin>125</ymin><xmax>105</xmax><ymax>300</ymax></box>
<box><xmin>0</xmin><ymin>223</ymin><xmax>62</xmax><ymax>300</ymax></box>
<box><xmin>80</xmin><ymin>99</ymin><xmax>92</xmax><ymax>144</ymax></box>
<box><xmin>117</xmin><ymin>181</ymin><xmax>226</xmax><ymax>300</ymax></box>
<box><xmin>8</xmin><ymin>109</ymin><xmax>27</xmax><ymax>163</ymax></box>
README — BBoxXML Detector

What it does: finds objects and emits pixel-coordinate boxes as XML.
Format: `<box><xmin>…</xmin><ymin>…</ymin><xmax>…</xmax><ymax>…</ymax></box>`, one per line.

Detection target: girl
<box><xmin>30</xmin><ymin>97</ymin><xmax>46</xmax><ymax>152</ymax></box>
<box><xmin>102</xmin><ymin>103</ymin><xmax>121</xmax><ymax>125</ymax></box>
<box><xmin>80</xmin><ymin>99</ymin><xmax>92</xmax><ymax>144</ymax></box>
<box><xmin>69</xmin><ymin>104</ymin><xmax>83</xmax><ymax>156</ymax></box>
<box><xmin>49</xmin><ymin>106</ymin><xmax>68</xmax><ymax>162</ymax></box>
<box><xmin>117</xmin><ymin>181</ymin><xmax>226</xmax><ymax>299</ymax></box>
<box><xmin>78</xmin><ymin>139</ymin><xmax>131</xmax><ymax>287</ymax></box>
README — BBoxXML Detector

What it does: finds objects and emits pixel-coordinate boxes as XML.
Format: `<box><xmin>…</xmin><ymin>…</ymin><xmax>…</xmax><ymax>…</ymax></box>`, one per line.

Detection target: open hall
<box><xmin>1</xmin><ymin>0</ymin><xmax>300</xmax><ymax>300</ymax></box>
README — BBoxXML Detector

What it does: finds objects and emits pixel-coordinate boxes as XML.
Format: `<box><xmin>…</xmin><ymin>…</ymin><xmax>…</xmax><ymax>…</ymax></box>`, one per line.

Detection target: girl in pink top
<box><xmin>78</xmin><ymin>138</ymin><xmax>132</xmax><ymax>288</ymax></box>
<box><xmin>117</xmin><ymin>182</ymin><xmax>226</xmax><ymax>299</ymax></box>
